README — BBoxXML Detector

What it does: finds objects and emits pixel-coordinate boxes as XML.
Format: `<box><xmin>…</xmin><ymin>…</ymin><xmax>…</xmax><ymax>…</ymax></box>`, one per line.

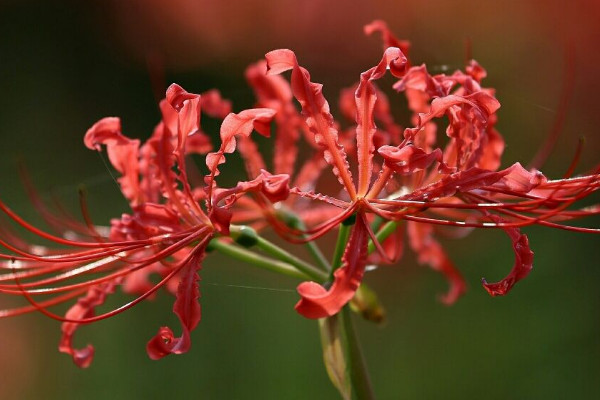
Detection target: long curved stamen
<box><xmin>0</xmin><ymin>287</ymin><xmax>88</xmax><ymax>318</ymax></box>
<box><xmin>463</xmin><ymin>192</ymin><xmax>600</xmax><ymax>231</ymax></box>
<box><xmin>17</xmin><ymin>165</ymin><xmax>97</xmax><ymax>237</ymax></box>
<box><xmin>0</xmin><ymin>198</ymin><xmax>196</xmax><ymax>249</ymax></box>
<box><xmin>400</xmin><ymin>214</ymin><xmax>600</xmax><ymax>233</ymax></box>
<box><xmin>0</xmin><ymin>226</ymin><xmax>198</xmax><ymax>263</ymax></box>
<box><xmin>3</xmin><ymin>228</ymin><xmax>209</xmax><ymax>296</ymax></box>
<box><xmin>10</xmin><ymin>238</ymin><xmax>210</xmax><ymax>324</ymax></box>
<box><xmin>0</xmin><ymin>239</ymin><xmax>147</xmax><ymax>263</ymax></box>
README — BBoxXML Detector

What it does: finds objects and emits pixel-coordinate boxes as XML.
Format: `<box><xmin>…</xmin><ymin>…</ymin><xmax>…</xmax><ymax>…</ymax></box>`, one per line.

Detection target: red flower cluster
<box><xmin>1</xmin><ymin>20</ymin><xmax>598</xmax><ymax>367</ymax></box>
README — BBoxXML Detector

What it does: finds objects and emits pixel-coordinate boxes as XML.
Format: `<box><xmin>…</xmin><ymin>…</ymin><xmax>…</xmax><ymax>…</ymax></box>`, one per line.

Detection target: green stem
<box><xmin>367</xmin><ymin>220</ymin><xmax>399</xmax><ymax>255</ymax></box>
<box><xmin>340</xmin><ymin>304</ymin><xmax>375</xmax><ymax>400</ymax></box>
<box><xmin>208</xmin><ymin>239</ymin><xmax>310</xmax><ymax>280</ymax></box>
<box><xmin>229</xmin><ymin>225</ymin><xmax>326</xmax><ymax>282</ymax></box>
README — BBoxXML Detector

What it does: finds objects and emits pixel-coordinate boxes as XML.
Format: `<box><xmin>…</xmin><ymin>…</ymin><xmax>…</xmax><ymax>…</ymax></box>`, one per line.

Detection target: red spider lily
<box><xmin>0</xmin><ymin>19</ymin><xmax>598</xmax><ymax>376</ymax></box>
<box><xmin>0</xmin><ymin>84</ymin><xmax>278</xmax><ymax>367</ymax></box>
<box><xmin>259</xmin><ymin>22</ymin><xmax>599</xmax><ymax>319</ymax></box>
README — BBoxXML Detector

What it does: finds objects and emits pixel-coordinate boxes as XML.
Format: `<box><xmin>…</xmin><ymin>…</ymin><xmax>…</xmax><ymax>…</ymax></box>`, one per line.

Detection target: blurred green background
<box><xmin>0</xmin><ymin>1</ymin><xmax>598</xmax><ymax>399</ymax></box>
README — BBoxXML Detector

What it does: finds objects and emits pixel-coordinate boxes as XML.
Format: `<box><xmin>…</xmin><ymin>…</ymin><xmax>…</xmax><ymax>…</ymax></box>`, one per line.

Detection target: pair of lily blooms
<box><xmin>0</xmin><ymin>21</ymin><xmax>597</xmax><ymax>368</ymax></box>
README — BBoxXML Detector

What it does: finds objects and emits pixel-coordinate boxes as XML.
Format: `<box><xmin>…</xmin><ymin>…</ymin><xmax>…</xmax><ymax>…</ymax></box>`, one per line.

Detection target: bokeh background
<box><xmin>1</xmin><ymin>0</ymin><xmax>599</xmax><ymax>399</ymax></box>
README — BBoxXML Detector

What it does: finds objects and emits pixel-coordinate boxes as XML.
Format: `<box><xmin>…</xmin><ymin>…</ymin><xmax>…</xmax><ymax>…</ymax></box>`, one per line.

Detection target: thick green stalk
<box><xmin>340</xmin><ymin>305</ymin><xmax>375</xmax><ymax>400</ymax></box>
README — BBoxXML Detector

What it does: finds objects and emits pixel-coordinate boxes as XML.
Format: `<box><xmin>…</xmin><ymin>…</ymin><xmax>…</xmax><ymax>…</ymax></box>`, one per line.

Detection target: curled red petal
<box><xmin>295</xmin><ymin>214</ymin><xmax>368</xmax><ymax>319</ymax></box>
<box><xmin>378</xmin><ymin>145</ymin><xmax>455</xmax><ymax>175</ymax></box>
<box><xmin>363</xmin><ymin>20</ymin><xmax>411</xmax><ymax>65</ymax></box>
<box><xmin>355</xmin><ymin>47</ymin><xmax>407</xmax><ymax>195</ymax></box>
<box><xmin>265</xmin><ymin>49</ymin><xmax>357</xmax><ymax>198</ymax></box>
<box><xmin>209</xmin><ymin>170</ymin><xmax>290</xmax><ymax>234</ymax></box>
<box><xmin>491</xmin><ymin>162</ymin><xmax>546</xmax><ymax>192</ymax></box>
<box><xmin>482</xmin><ymin>215</ymin><xmax>534</xmax><ymax>296</ymax></box>
<box><xmin>205</xmin><ymin>108</ymin><xmax>276</xmax><ymax>181</ymax></box>
<box><xmin>181</xmin><ymin>88</ymin><xmax>231</xmax><ymax>156</ymax></box>
<box><xmin>146</xmin><ymin>247</ymin><xmax>205</xmax><ymax>360</ymax></box>
<box><xmin>166</xmin><ymin>83</ymin><xmax>198</xmax><ymax>112</ymax></box>
<box><xmin>259</xmin><ymin>170</ymin><xmax>291</xmax><ymax>203</ymax></box>
<box><xmin>466</xmin><ymin>60</ymin><xmax>487</xmax><ymax>82</ymax></box>
<box><xmin>393</xmin><ymin>65</ymin><xmax>447</xmax><ymax>113</ymax></box>
<box><xmin>84</xmin><ymin>117</ymin><xmax>125</xmax><ymax>151</ymax></box>
<box><xmin>404</xmin><ymin>91</ymin><xmax>500</xmax><ymax>141</ymax></box>
<box><xmin>84</xmin><ymin>117</ymin><xmax>142</xmax><ymax>205</ymax></box>
<box><xmin>165</xmin><ymin>84</ymin><xmax>201</xmax><ymax>155</ymax></box>
<box><xmin>468</xmin><ymin>91</ymin><xmax>501</xmax><ymax>115</ymax></box>
<box><xmin>107</xmin><ymin>143</ymin><xmax>141</xmax><ymax>203</ymax></box>
<box><xmin>219</xmin><ymin>171</ymin><xmax>290</xmax><ymax>204</ymax></box>
<box><xmin>404</xmin><ymin>95</ymin><xmax>474</xmax><ymax>140</ymax></box>
<box><xmin>58</xmin><ymin>281</ymin><xmax>117</xmax><ymax>368</ymax></box>
<box><xmin>146</xmin><ymin>327</ymin><xmax>178</xmax><ymax>360</ymax></box>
